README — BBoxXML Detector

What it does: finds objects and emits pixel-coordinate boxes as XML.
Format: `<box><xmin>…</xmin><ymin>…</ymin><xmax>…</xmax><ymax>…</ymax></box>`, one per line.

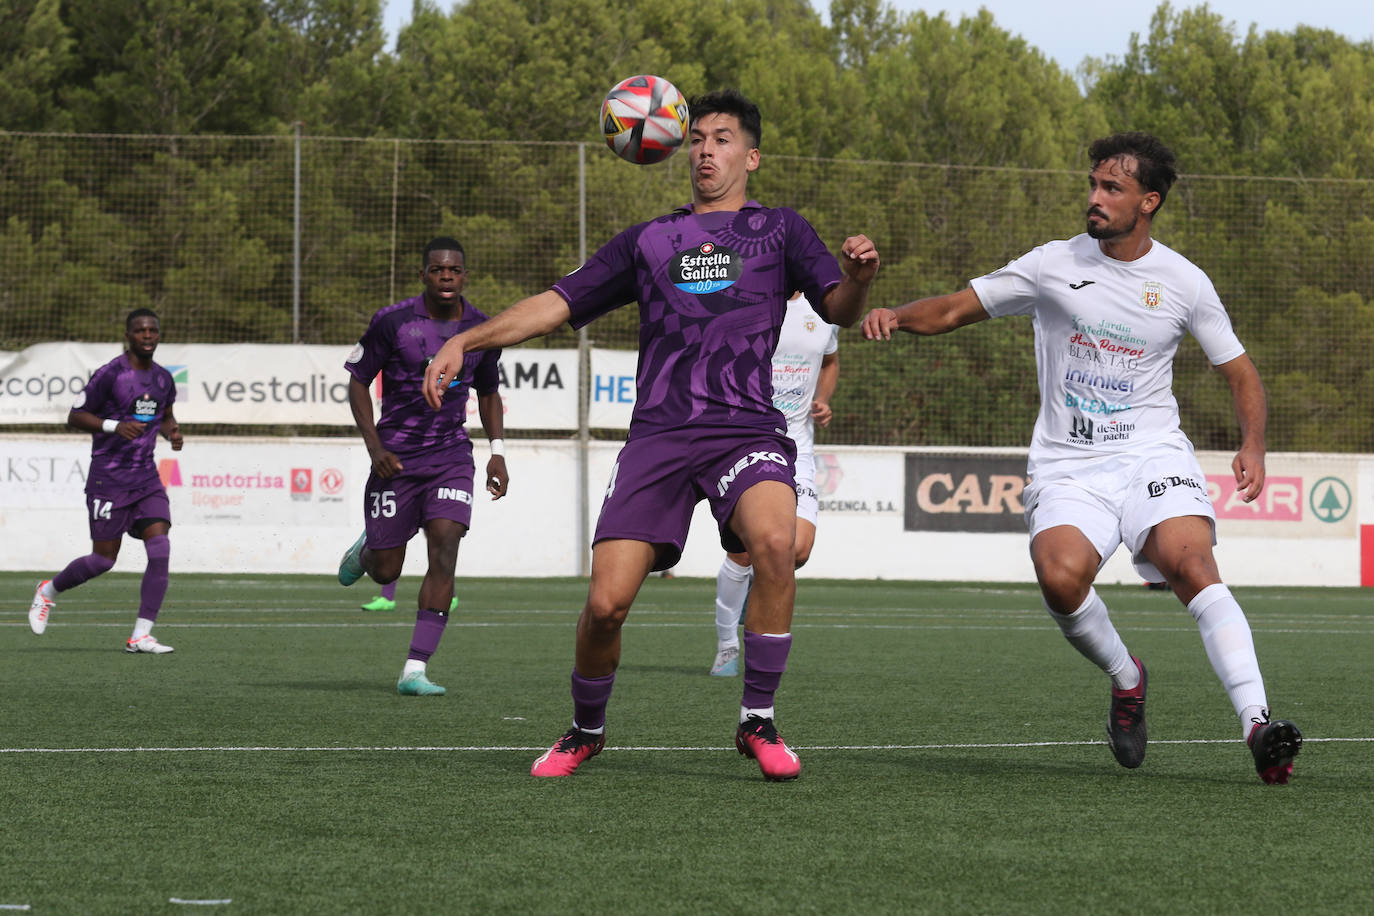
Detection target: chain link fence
<box><xmin>3</xmin><ymin>131</ymin><xmax>1371</xmax><ymax>450</ymax></box>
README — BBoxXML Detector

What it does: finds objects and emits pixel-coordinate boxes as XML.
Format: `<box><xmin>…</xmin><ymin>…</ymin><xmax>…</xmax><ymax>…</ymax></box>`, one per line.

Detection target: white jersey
<box><xmin>771</xmin><ymin>295</ymin><xmax>839</xmax><ymax>456</ymax></box>
<box><xmin>970</xmin><ymin>233</ymin><xmax>1245</xmax><ymax>480</ymax></box>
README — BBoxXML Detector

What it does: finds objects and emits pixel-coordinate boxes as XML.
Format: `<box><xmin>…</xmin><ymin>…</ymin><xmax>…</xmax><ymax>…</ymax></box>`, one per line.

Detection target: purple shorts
<box><xmin>594</xmin><ymin>426</ymin><xmax>797</xmax><ymax>570</ymax></box>
<box><xmin>86</xmin><ymin>482</ymin><xmax>171</xmax><ymax>541</ymax></box>
<box><xmin>363</xmin><ymin>445</ymin><xmax>475</xmax><ymax>550</ymax></box>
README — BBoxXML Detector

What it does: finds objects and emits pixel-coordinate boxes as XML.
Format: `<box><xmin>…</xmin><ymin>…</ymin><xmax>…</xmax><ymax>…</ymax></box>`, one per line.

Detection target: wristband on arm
<box><xmin>488</xmin><ymin>438</ymin><xmax>505</xmax><ymax>457</ymax></box>
<box><xmin>101</xmin><ymin>419</ymin><xmax>119</xmax><ymax>434</ymax></box>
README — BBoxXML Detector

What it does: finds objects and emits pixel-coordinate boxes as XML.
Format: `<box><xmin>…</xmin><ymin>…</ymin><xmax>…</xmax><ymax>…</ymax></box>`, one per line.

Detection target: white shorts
<box><xmin>1023</xmin><ymin>447</ymin><xmax>1216</xmax><ymax>582</ymax></box>
<box><xmin>794</xmin><ymin>450</ymin><xmax>818</xmax><ymax>526</ymax></box>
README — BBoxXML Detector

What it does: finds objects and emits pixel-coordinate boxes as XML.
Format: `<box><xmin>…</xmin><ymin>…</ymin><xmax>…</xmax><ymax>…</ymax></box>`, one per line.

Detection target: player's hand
<box><xmin>1232</xmin><ymin>443</ymin><xmax>1266</xmax><ymax>503</ymax></box>
<box><xmin>423</xmin><ymin>336</ymin><xmax>468</xmax><ymax>410</ymax></box>
<box><xmin>117</xmin><ymin>420</ymin><xmax>146</xmax><ymax>441</ymax></box>
<box><xmin>840</xmin><ymin>234</ymin><xmax>880</xmax><ymax>284</ymax></box>
<box><xmin>862</xmin><ymin>308</ymin><xmax>900</xmax><ymax>340</ymax></box>
<box><xmin>485</xmin><ymin>455</ymin><xmax>509</xmax><ymax>500</ymax></box>
<box><xmin>810</xmin><ymin>400</ymin><xmax>833</xmax><ymax>428</ymax></box>
<box><xmin>369</xmin><ymin>447</ymin><xmax>403</xmax><ymax>479</ymax></box>
<box><xmin>165</xmin><ymin>423</ymin><xmax>184</xmax><ymax>451</ymax></box>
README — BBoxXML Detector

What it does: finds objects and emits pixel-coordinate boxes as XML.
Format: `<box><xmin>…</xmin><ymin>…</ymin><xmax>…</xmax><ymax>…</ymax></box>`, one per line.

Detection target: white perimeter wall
<box><xmin>1</xmin><ymin>435</ymin><xmax>1365</xmax><ymax>586</ymax></box>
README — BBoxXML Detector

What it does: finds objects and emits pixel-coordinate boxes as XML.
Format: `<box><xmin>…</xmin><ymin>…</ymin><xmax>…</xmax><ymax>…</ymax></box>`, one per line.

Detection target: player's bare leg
<box><xmin>533</xmin><ymin>539</ymin><xmax>656</xmax><ymax>777</ymax></box>
<box><xmin>730</xmin><ymin>480</ymin><xmax>802</xmax><ymax>780</ymax></box>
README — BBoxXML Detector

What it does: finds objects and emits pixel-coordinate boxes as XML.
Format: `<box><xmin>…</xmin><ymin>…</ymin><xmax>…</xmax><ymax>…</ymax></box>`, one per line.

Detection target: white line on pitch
<box><xmin>169</xmin><ymin>899</ymin><xmax>232</xmax><ymax>906</ymax></box>
<box><xmin>0</xmin><ymin>737</ymin><xmax>1366</xmax><ymax>754</ymax></box>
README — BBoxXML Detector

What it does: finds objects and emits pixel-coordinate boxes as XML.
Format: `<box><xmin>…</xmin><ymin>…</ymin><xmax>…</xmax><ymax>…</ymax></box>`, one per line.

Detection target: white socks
<box><xmin>402</xmin><ymin>659</ymin><xmax>426</xmax><ymax>677</ymax></box>
<box><xmin>715</xmin><ymin>558</ymin><xmax>752</xmax><ymax>648</ymax></box>
<box><xmin>1189</xmin><ymin>584</ymin><xmax>1268</xmax><ymax>736</ymax></box>
<box><xmin>132</xmin><ymin>618</ymin><xmax>153</xmax><ymax>640</ymax></box>
<box><xmin>1046</xmin><ymin>588</ymin><xmax>1137</xmax><ymax>689</ymax></box>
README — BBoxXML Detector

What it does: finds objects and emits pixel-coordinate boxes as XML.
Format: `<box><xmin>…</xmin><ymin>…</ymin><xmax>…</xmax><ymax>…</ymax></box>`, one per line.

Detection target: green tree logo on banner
<box><xmin>1309</xmin><ymin>477</ymin><xmax>1352</xmax><ymax>523</ymax></box>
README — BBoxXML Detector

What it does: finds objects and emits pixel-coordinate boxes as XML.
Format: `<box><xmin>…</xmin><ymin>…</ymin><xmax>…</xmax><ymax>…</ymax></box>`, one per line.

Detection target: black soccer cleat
<box><xmin>1106</xmin><ymin>656</ymin><xmax>1148</xmax><ymax>768</ymax></box>
<box><xmin>1247</xmin><ymin>717</ymin><xmax>1302</xmax><ymax>785</ymax></box>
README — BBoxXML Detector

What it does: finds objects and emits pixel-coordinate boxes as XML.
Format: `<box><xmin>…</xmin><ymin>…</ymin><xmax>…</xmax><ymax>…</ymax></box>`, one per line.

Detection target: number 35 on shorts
<box><xmin>369</xmin><ymin>490</ymin><xmax>397</xmax><ymax>518</ymax></box>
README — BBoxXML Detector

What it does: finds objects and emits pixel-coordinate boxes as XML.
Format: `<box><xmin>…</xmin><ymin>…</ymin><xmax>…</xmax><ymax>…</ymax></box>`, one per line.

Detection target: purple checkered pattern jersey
<box><xmin>79</xmin><ymin>354</ymin><xmax>175</xmax><ymax>493</ymax></box>
<box><xmin>344</xmin><ymin>295</ymin><xmax>501</xmax><ymax>465</ymax></box>
<box><xmin>555</xmin><ymin>202</ymin><xmax>843</xmax><ymax>437</ymax></box>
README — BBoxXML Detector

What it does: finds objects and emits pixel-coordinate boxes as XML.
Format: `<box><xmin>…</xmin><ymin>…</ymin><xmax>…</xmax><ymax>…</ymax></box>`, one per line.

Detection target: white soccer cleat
<box><xmin>125</xmin><ymin>634</ymin><xmax>174</xmax><ymax>654</ymax></box>
<box><xmin>29</xmin><ymin>580</ymin><xmax>55</xmax><ymax>635</ymax></box>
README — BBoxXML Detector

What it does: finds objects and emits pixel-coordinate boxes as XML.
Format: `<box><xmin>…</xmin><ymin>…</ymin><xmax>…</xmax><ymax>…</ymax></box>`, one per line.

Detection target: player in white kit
<box><xmin>710</xmin><ymin>291</ymin><xmax>839</xmax><ymax>677</ymax></box>
<box><xmin>862</xmin><ymin>132</ymin><xmax>1300</xmax><ymax>784</ymax></box>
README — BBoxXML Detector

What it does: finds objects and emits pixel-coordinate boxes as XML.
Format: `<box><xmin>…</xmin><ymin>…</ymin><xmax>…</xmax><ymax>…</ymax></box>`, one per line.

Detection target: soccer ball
<box><xmin>600</xmin><ymin>75</ymin><xmax>688</xmax><ymax>165</ymax></box>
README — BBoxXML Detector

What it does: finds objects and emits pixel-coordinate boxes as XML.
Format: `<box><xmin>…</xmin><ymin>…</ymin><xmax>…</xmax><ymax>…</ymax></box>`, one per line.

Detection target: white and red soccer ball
<box><xmin>600</xmin><ymin>75</ymin><xmax>688</xmax><ymax>165</ymax></box>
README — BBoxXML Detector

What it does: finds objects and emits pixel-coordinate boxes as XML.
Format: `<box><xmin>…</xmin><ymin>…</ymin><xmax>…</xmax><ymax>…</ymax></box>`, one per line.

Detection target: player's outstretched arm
<box><xmin>819</xmin><ymin>234</ymin><xmax>880</xmax><ymax>327</ymax></box>
<box><xmin>1215</xmin><ymin>353</ymin><xmax>1267</xmax><ymax>503</ymax></box>
<box><xmin>423</xmin><ymin>290</ymin><xmax>571</xmax><ymax>410</ymax></box>
<box><xmin>861</xmin><ymin>287</ymin><xmax>990</xmax><ymax>340</ymax></box>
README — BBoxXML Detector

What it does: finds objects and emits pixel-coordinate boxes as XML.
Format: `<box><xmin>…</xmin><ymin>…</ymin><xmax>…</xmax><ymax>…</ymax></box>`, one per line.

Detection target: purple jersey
<box><xmin>344</xmin><ymin>295</ymin><xmax>501</xmax><ymax>466</ymax></box>
<box><xmin>74</xmin><ymin>353</ymin><xmax>175</xmax><ymax>494</ymax></box>
<box><xmin>554</xmin><ymin>202</ymin><xmax>843</xmax><ymax>437</ymax></box>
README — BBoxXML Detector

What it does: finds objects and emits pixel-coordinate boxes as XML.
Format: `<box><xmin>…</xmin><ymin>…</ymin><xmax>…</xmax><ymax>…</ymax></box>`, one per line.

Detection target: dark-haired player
<box><xmin>337</xmin><ymin>237</ymin><xmax>508</xmax><ymax>696</ymax></box>
<box><xmin>423</xmin><ymin>89</ymin><xmax>879</xmax><ymax>780</ymax></box>
<box><xmin>863</xmin><ymin>132</ymin><xmax>1301</xmax><ymax>785</ymax></box>
<box><xmin>29</xmin><ymin>308</ymin><xmax>184</xmax><ymax>653</ymax></box>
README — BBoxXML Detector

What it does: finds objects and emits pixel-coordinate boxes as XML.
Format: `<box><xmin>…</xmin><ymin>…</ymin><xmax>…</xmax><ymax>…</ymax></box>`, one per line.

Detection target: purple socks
<box><xmin>52</xmin><ymin>552</ymin><xmax>116</xmax><ymax>593</ymax></box>
<box><xmin>571</xmin><ymin>671</ymin><xmax>616</xmax><ymax>732</ymax></box>
<box><xmin>406</xmin><ymin>608</ymin><xmax>449</xmax><ymax>662</ymax></box>
<box><xmin>742</xmin><ymin>630</ymin><xmax>792</xmax><ymax>709</ymax></box>
<box><xmin>138</xmin><ymin>535</ymin><xmax>171</xmax><ymax>621</ymax></box>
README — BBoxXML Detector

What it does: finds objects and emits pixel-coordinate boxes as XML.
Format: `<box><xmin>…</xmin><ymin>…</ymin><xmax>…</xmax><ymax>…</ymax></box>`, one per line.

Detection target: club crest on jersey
<box><xmin>1141</xmin><ymin>281</ymin><xmax>1163</xmax><ymax>310</ymax></box>
<box><xmin>671</xmin><ymin>242</ymin><xmax>741</xmax><ymax>294</ymax></box>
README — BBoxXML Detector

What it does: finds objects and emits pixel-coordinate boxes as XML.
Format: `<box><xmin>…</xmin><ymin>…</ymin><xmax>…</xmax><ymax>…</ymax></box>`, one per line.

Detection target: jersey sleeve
<box><xmin>969</xmin><ymin>246</ymin><xmax>1046</xmax><ymax>318</ymax></box>
<box><xmin>782</xmin><ymin>210</ymin><xmax>844</xmax><ymax>312</ymax></box>
<box><xmin>345</xmin><ymin>313</ymin><xmax>391</xmax><ymax>385</ymax></box>
<box><xmin>555</xmin><ymin>225</ymin><xmax>641</xmax><ymax>329</ymax></box>
<box><xmin>1186</xmin><ymin>273</ymin><xmax>1246</xmax><ymax>365</ymax></box>
<box><xmin>472</xmin><ymin>347</ymin><xmax>502</xmax><ymax>395</ymax></box>
<box><xmin>72</xmin><ymin>361</ymin><xmax>115</xmax><ymax>415</ymax></box>
<box><xmin>823</xmin><ymin>324</ymin><xmax>839</xmax><ymax>356</ymax></box>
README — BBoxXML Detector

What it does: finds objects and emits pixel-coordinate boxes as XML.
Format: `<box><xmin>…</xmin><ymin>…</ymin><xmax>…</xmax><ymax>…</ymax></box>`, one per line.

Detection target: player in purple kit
<box><xmin>423</xmin><ymin>89</ymin><xmax>879</xmax><ymax>780</ymax></box>
<box><xmin>28</xmin><ymin>308</ymin><xmax>184</xmax><ymax>653</ymax></box>
<box><xmin>337</xmin><ymin>237</ymin><xmax>509</xmax><ymax>696</ymax></box>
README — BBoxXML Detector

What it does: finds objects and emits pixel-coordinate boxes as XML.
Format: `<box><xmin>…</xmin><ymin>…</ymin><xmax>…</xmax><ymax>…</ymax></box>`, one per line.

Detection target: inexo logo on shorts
<box><xmin>717</xmin><ymin>451</ymin><xmax>788</xmax><ymax>496</ymax></box>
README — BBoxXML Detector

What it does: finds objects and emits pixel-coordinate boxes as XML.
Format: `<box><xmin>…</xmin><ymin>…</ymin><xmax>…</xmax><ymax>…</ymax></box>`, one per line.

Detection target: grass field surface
<box><xmin>2</xmin><ymin>571</ymin><xmax>1371</xmax><ymax>913</ymax></box>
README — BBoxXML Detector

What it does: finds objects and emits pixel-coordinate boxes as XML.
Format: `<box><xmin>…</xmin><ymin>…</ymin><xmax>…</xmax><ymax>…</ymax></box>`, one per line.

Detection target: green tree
<box><xmin>0</xmin><ymin>0</ymin><xmax>77</xmax><ymax>131</ymax></box>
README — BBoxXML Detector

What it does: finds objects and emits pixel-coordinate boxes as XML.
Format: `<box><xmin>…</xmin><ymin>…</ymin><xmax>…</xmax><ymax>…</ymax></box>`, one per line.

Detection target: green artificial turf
<box><xmin>2</xmin><ymin>572</ymin><xmax>1370</xmax><ymax>913</ymax></box>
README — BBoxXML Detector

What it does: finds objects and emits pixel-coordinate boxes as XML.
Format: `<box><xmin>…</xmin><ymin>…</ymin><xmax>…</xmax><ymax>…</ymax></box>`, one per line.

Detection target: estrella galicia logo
<box><xmin>1069</xmin><ymin>416</ymin><xmax>1094</xmax><ymax>443</ymax></box>
<box><xmin>421</xmin><ymin>356</ymin><xmax>462</xmax><ymax>389</ymax></box>
<box><xmin>1146</xmin><ymin>475</ymin><xmax>1206</xmax><ymax>498</ymax></box>
<box><xmin>133</xmin><ymin>395</ymin><xmax>159</xmax><ymax>421</ymax></box>
<box><xmin>671</xmin><ymin>242</ymin><xmax>742</xmax><ymax>294</ymax></box>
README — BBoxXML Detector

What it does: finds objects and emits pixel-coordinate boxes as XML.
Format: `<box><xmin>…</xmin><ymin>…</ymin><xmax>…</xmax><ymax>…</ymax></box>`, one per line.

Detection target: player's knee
<box><xmin>748</xmin><ymin>528</ymin><xmax>794</xmax><ymax>569</ymax></box>
<box><xmin>1159</xmin><ymin>551</ymin><xmax>1218</xmax><ymax>593</ymax></box>
<box><xmin>793</xmin><ymin>543</ymin><xmax>813</xmax><ymax>569</ymax></box>
<box><xmin>1033</xmin><ymin>554</ymin><xmax>1092</xmax><ymax>604</ymax></box>
<box><xmin>371</xmin><ymin>556</ymin><xmax>404</xmax><ymax>583</ymax></box>
<box><xmin>582</xmin><ymin>593</ymin><xmax>631</xmax><ymax>631</ymax></box>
